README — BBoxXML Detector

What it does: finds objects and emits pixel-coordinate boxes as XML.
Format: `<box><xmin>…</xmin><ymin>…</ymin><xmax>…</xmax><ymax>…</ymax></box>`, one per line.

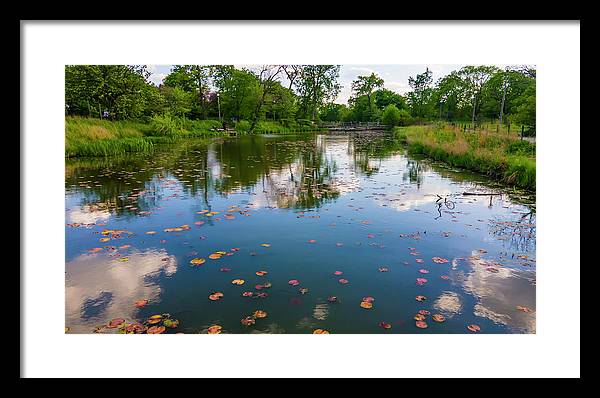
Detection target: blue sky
<box><xmin>147</xmin><ymin>64</ymin><xmax>506</xmax><ymax>105</ymax></box>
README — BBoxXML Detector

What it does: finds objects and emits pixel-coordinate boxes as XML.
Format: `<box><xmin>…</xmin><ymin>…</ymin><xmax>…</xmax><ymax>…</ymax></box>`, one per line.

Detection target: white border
<box><xmin>22</xmin><ymin>21</ymin><xmax>580</xmax><ymax>378</ymax></box>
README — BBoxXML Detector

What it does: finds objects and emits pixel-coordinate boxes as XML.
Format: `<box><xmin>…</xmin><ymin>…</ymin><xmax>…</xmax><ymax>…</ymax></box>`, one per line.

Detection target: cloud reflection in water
<box><xmin>65</xmin><ymin>249</ymin><xmax>177</xmax><ymax>333</ymax></box>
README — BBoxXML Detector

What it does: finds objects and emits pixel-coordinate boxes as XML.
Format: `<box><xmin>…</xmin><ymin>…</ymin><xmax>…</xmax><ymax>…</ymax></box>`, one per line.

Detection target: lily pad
<box><xmin>207</xmin><ymin>325</ymin><xmax>222</xmax><ymax>334</ymax></box>
<box><xmin>415</xmin><ymin>321</ymin><xmax>428</xmax><ymax>329</ymax></box>
<box><xmin>379</xmin><ymin>322</ymin><xmax>392</xmax><ymax>329</ymax></box>
<box><xmin>360</xmin><ymin>301</ymin><xmax>373</xmax><ymax>309</ymax></box>
<box><xmin>432</xmin><ymin>314</ymin><xmax>446</xmax><ymax>323</ymax></box>
<box><xmin>190</xmin><ymin>258</ymin><xmax>206</xmax><ymax>266</ymax></box>
<box><xmin>147</xmin><ymin>325</ymin><xmax>166</xmax><ymax>334</ymax></box>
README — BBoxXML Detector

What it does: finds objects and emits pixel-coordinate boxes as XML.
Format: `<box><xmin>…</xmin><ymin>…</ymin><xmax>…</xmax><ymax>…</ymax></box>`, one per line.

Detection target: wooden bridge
<box><xmin>319</xmin><ymin>122</ymin><xmax>386</xmax><ymax>132</ymax></box>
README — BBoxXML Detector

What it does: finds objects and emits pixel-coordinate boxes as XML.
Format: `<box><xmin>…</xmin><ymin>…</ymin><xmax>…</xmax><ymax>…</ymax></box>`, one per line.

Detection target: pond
<box><xmin>65</xmin><ymin>132</ymin><xmax>536</xmax><ymax>334</ymax></box>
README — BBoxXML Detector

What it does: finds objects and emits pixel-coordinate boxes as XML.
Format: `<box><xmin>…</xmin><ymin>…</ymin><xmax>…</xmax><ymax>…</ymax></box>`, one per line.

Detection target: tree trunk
<box><xmin>250</xmin><ymin>90</ymin><xmax>268</xmax><ymax>133</ymax></box>
<box><xmin>499</xmin><ymin>79</ymin><xmax>507</xmax><ymax>125</ymax></box>
<box><xmin>471</xmin><ymin>96</ymin><xmax>477</xmax><ymax>129</ymax></box>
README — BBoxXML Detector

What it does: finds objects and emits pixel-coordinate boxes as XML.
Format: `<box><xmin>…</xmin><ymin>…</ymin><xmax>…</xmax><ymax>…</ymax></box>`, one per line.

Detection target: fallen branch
<box><xmin>462</xmin><ymin>192</ymin><xmax>503</xmax><ymax>196</ymax></box>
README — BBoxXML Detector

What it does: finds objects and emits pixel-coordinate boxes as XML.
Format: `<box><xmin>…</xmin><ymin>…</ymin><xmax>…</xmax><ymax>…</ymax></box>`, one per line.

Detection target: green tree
<box><xmin>435</xmin><ymin>71</ymin><xmax>469</xmax><ymax>121</ymax></box>
<box><xmin>457</xmin><ymin>65</ymin><xmax>499</xmax><ymax>126</ymax></box>
<box><xmin>480</xmin><ymin>67</ymin><xmax>535</xmax><ymax>124</ymax></box>
<box><xmin>407</xmin><ymin>68</ymin><xmax>434</xmax><ymax>120</ymax></box>
<box><xmin>319</xmin><ymin>103</ymin><xmax>349</xmax><ymax>122</ymax></box>
<box><xmin>161</xmin><ymin>86</ymin><xmax>193</xmax><ymax>117</ymax></box>
<box><xmin>513</xmin><ymin>81</ymin><xmax>536</xmax><ymax>128</ymax></box>
<box><xmin>212</xmin><ymin>66</ymin><xmax>262</xmax><ymax>122</ymax></box>
<box><xmin>350</xmin><ymin>73</ymin><xmax>384</xmax><ymax>122</ymax></box>
<box><xmin>296</xmin><ymin>65</ymin><xmax>341</xmax><ymax>121</ymax></box>
<box><xmin>163</xmin><ymin>65</ymin><xmax>214</xmax><ymax>119</ymax></box>
<box><xmin>249</xmin><ymin>65</ymin><xmax>285</xmax><ymax>132</ymax></box>
<box><xmin>374</xmin><ymin>88</ymin><xmax>407</xmax><ymax>111</ymax></box>
<box><xmin>381</xmin><ymin>104</ymin><xmax>401</xmax><ymax>128</ymax></box>
<box><xmin>65</xmin><ymin>65</ymin><xmax>155</xmax><ymax>119</ymax></box>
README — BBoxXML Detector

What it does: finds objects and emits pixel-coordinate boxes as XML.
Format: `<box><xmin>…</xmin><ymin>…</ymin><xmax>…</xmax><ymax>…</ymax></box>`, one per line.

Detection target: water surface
<box><xmin>65</xmin><ymin>133</ymin><xmax>536</xmax><ymax>334</ymax></box>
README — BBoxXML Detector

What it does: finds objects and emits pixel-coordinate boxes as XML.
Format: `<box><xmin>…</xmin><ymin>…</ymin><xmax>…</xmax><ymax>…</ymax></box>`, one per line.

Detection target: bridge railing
<box><xmin>319</xmin><ymin>121</ymin><xmax>382</xmax><ymax>129</ymax></box>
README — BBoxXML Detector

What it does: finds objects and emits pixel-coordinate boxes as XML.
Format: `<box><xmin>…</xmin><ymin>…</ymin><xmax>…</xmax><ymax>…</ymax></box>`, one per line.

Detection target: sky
<box><xmin>147</xmin><ymin>64</ymin><xmax>507</xmax><ymax>105</ymax></box>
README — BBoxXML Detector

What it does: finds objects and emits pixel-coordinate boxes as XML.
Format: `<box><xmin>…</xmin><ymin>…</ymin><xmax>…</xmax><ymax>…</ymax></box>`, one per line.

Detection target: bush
<box><xmin>149</xmin><ymin>114</ymin><xmax>184</xmax><ymax>136</ymax></box>
<box><xmin>506</xmin><ymin>140</ymin><xmax>536</xmax><ymax>156</ymax></box>
<box><xmin>381</xmin><ymin>105</ymin><xmax>401</xmax><ymax>128</ymax></box>
<box><xmin>235</xmin><ymin>120</ymin><xmax>251</xmax><ymax>133</ymax></box>
<box><xmin>397</xmin><ymin>109</ymin><xmax>413</xmax><ymax>126</ymax></box>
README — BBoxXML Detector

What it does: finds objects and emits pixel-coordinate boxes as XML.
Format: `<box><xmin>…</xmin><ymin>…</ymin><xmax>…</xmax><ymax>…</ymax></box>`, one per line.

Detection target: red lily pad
<box><xmin>147</xmin><ymin>325</ymin><xmax>166</xmax><ymax>334</ymax></box>
<box><xmin>362</xmin><ymin>296</ymin><xmax>375</xmax><ymax>303</ymax></box>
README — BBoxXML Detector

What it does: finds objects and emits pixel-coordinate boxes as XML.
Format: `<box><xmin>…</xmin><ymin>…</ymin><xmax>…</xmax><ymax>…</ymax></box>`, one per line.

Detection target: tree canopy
<box><xmin>65</xmin><ymin>64</ymin><xmax>535</xmax><ymax>130</ymax></box>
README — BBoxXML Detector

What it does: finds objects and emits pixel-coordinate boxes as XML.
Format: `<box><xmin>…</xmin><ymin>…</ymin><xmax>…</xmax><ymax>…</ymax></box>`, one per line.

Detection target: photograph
<box><xmin>64</xmin><ymin>64</ymin><xmax>537</xmax><ymax>334</ymax></box>
<box><xmin>21</xmin><ymin>21</ymin><xmax>580</xmax><ymax>379</ymax></box>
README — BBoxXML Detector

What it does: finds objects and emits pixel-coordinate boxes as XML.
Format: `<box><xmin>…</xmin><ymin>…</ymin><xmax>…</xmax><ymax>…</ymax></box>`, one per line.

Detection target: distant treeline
<box><xmin>65</xmin><ymin>64</ymin><xmax>535</xmax><ymax>132</ymax></box>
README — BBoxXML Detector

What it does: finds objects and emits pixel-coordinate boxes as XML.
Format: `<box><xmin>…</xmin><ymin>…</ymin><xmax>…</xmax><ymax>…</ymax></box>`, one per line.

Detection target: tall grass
<box><xmin>65</xmin><ymin>116</ymin><xmax>323</xmax><ymax>157</ymax></box>
<box><xmin>395</xmin><ymin>125</ymin><xmax>536</xmax><ymax>190</ymax></box>
<box><xmin>66</xmin><ymin>117</ymin><xmax>155</xmax><ymax>157</ymax></box>
<box><xmin>65</xmin><ymin>137</ymin><xmax>154</xmax><ymax>157</ymax></box>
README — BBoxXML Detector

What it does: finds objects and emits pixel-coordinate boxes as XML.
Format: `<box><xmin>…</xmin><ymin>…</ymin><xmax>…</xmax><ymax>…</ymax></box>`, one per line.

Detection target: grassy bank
<box><xmin>65</xmin><ymin>117</ymin><xmax>156</xmax><ymax>157</ymax></box>
<box><xmin>394</xmin><ymin>124</ymin><xmax>535</xmax><ymax>190</ymax></box>
<box><xmin>65</xmin><ymin>117</ymin><xmax>322</xmax><ymax>157</ymax></box>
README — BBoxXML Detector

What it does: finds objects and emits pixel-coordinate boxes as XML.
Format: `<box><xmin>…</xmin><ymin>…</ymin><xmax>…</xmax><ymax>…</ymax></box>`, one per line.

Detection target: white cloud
<box><xmin>348</xmin><ymin>66</ymin><xmax>376</xmax><ymax>74</ymax></box>
<box><xmin>149</xmin><ymin>73</ymin><xmax>167</xmax><ymax>86</ymax></box>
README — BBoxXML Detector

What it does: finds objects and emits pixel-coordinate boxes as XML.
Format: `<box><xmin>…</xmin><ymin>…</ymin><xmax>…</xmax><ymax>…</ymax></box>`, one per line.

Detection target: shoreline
<box><xmin>394</xmin><ymin>125</ymin><xmax>536</xmax><ymax>191</ymax></box>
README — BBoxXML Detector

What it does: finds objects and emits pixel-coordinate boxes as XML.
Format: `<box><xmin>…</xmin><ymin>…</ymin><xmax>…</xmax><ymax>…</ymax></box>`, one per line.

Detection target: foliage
<box><xmin>381</xmin><ymin>104</ymin><xmax>402</xmax><ymax>128</ymax></box>
<box><xmin>65</xmin><ymin>65</ymin><xmax>158</xmax><ymax>120</ymax></box>
<box><xmin>295</xmin><ymin>65</ymin><xmax>341</xmax><ymax>121</ymax></box>
<box><xmin>374</xmin><ymin>89</ymin><xmax>407</xmax><ymax>111</ymax></box>
<box><xmin>407</xmin><ymin>68</ymin><xmax>434</xmax><ymax>119</ymax></box>
<box><xmin>65</xmin><ymin>64</ymin><xmax>535</xmax><ymax>143</ymax></box>
<box><xmin>319</xmin><ymin>103</ymin><xmax>349</xmax><ymax>122</ymax></box>
<box><xmin>350</xmin><ymin>73</ymin><xmax>384</xmax><ymax>122</ymax></box>
<box><xmin>395</xmin><ymin>125</ymin><xmax>535</xmax><ymax>190</ymax></box>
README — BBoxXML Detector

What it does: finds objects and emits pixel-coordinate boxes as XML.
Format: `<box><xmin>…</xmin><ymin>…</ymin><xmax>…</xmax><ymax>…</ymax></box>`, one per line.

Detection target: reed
<box><xmin>396</xmin><ymin>125</ymin><xmax>535</xmax><ymax>190</ymax></box>
<box><xmin>65</xmin><ymin>137</ymin><xmax>154</xmax><ymax>158</ymax></box>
